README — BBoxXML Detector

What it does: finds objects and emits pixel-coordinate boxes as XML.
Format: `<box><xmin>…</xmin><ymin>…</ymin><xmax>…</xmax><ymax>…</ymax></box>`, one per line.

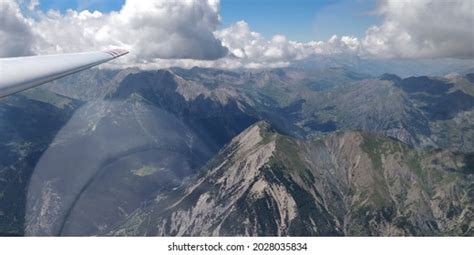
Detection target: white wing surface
<box><xmin>0</xmin><ymin>49</ymin><xmax>128</xmax><ymax>98</ymax></box>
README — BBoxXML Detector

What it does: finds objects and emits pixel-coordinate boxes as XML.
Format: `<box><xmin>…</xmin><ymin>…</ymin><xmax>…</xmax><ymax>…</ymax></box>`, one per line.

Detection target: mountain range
<box><xmin>0</xmin><ymin>61</ymin><xmax>473</xmax><ymax>236</ymax></box>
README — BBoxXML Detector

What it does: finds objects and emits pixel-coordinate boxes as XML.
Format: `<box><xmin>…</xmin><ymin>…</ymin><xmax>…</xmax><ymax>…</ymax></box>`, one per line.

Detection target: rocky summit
<box><xmin>106</xmin><ymin>121</ymin><xmax>473</xmax><ymax>236</ymax></box>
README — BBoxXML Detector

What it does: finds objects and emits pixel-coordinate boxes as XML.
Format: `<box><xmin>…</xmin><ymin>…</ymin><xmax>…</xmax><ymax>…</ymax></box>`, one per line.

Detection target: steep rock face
<box><xmin>107</xmin><ymin>122</ymin><xmax>473</xmax><ymax>236</ymax></box>
<box><xmin>93</xmin><ymin>123</ymin><xmax>295</xmax><ymax>235</ymax></box>
<box><xmin>309</xmin><ymin>132</ymin><xmax>472</xmax><ymax>236</ymax></box>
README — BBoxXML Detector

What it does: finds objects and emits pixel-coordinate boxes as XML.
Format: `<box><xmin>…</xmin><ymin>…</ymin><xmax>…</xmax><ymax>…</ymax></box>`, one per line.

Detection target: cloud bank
<box><xmin>215</xmin><ymin>21</ymin><xmax>362</xmax><ymax>68</ymax></box>
<box><xmin>0</xmin><ymin>0</ymin><xmax>472</xmax><ymax>69</ymax></box>
<box><xmin>363</xmin><ymin>0</ymin><xmax>474</xmax><ymax>59</ymax></box>
<box><xmin>0</xmin><ymin>0</ymin><xmax>34</xmax><ymax>57</ymax></box>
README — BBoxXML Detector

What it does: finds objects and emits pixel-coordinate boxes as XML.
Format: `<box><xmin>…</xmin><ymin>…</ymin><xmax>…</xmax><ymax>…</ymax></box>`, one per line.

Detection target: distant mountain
<box><xmin>110</xmin><ymin>69</ymin><xmax>258</xmax><ymax>149</ymax></box>
<box><xmin>292</xmin><ymin>54</ymin><xmax>474</xmax><ymax>78</ymax></box>
<box><xmin>106</xmin><ymin>121</ymin><xmax>473</xmax><ymax>236</ymax></box>
<box><xmin>155</xmin><ymin>67</ymin><xmax>474</xmax><ymax>153</ymax></box>
<box><xmin>295</xmin><ymin>73</ymin><xmax>474</xmax><ymax>153</ymax></box>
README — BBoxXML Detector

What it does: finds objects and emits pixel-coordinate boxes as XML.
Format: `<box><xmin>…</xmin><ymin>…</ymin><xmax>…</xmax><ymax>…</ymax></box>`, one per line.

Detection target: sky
<box><xmin>220</xmin><ymin>0</ymin><xmax>380</xmax><ymax>42</ymax></box>
<box><xmin>1</xmin><ymin>0</ymin><xmax>473</xmax><ymax>69</ymax></box>
<box><xmin>33</xmin><ymin>0</ymin><xmax>125</xmax><ymax>13</ymax></box>
<box><xmin>31</xmin><ymin>0</ymin><xmax>378</xmax><ymax>42</ymax></box>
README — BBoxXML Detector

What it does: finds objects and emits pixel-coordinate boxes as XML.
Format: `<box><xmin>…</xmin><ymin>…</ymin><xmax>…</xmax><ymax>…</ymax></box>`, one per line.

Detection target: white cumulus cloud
<box><xmin>0</xmin><ymin>0</ymin><xmax>34</xmax><ymax>57</ymax></box>
<box><xmin>361</xmin><ymin>0</ymin><xmax>474</xmax><ymax>59</ymax></box>
<box><xmin>215</xmin><ymin>21</ymin><xmax>361</xmax><ymax>68</ymax></box>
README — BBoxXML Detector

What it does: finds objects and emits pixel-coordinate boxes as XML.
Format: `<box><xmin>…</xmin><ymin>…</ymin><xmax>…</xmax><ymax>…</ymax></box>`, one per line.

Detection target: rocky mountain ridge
<box><xmin>106</xmin><ymin>121</ymin><xmax>473</xmax><ymax>236</ymax></box>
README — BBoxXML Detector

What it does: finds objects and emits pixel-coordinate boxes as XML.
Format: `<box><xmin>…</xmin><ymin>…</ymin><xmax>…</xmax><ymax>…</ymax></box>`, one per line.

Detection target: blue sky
<box><xmin>36</xmin><ymin>0</ymin><xmax>125</xmax><ymax>13</ymax></box>
<box><xmin>220</xmin><ymin>0</ymin><xmax>379</xmax><ymax>42</ymax></box>
<box><xmin>35</xmin><ymin>0</ymin><xmax>379</xmax><ymax>42</ymax></box>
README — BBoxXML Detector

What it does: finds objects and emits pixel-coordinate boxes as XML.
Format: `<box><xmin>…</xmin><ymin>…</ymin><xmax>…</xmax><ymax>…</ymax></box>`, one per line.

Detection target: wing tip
<box><xmin>103</xmin><ymin>48</ymin><xmax>129</xmax><ymax>58</ymax></box>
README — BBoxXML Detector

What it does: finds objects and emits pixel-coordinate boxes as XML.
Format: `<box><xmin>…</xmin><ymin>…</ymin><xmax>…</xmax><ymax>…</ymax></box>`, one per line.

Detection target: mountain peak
<box><xmin>379</xmin><ymin>73</ymin><xmax>401</xmax><ymax>82</ymax></box>
<box><xmin>224</xmin><ymin>120</ymin><xmax>277</xmax><ymax>159</ymax></box>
